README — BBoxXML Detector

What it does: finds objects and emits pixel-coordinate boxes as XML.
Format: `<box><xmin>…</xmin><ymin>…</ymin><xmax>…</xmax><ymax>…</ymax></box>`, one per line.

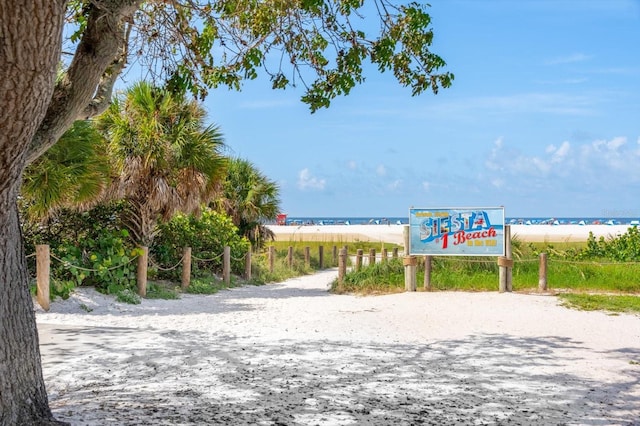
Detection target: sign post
<box><xmin>409</xmin><ymin>207</ymin><xmax>508</xmax><ymax>291</ymax></box>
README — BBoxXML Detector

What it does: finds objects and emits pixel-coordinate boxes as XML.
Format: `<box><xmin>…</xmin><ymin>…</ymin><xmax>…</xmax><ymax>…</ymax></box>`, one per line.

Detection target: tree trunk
<box><xmin>0</xmin><ymin>202</ymin><xmax>61</xmax><ymax>425</ymax></box>
<box><xmin>0</xmin><ymin>1</ymin><xmax>67</xmax><ymax>424</ymax></box>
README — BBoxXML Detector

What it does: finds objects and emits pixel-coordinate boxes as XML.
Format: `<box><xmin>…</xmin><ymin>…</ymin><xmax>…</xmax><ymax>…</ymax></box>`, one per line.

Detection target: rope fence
<box><xmin>49</xmin><ymin>251</ymin><xmax>140</xmax><ymax>273</ymax></box>
<box><xmin>31</xmin><ymin>240</ymin><xmax>640</xmax><ymax>312</ymax></box>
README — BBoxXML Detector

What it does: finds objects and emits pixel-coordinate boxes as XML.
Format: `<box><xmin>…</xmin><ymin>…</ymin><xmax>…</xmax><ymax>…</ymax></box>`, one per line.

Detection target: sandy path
<box><xmin>37</xmin><ymin>269</ymin><xmax>640</xmax><ymax>425</ymax></box>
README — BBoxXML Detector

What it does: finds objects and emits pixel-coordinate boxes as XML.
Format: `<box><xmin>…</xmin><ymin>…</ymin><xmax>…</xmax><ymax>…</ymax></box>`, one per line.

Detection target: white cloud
<box><xmin>297</xmin><ymin>168</ymin><xmax>326</xmax><ymax>191</ymax></box>
<box><xmin>376</xmin><ymin>164</ymin><xmax>387</xmax><ymax>176</ymax></box>
<box><xmin>347</xmin><ymin>160</ymin><xmax>357</xmax><ymax>170</ymax></box>
<box><xmin>422</xmin><ymin>181</ymin><xmax>430</xmax><ymax>192</ymax></box>
<box><xmin>387</xmin><ymin>179</ymin><xmax>402</xmax><ymax>191</ymax></box>
<box><xmin>483</xmin><ymin>136</ymin><xmax>640</xmax><ymax>195</ymax></box>
<box><xmin>546</xmin><ymin>141</ymin><xmax>571</xmax><ymax>163</ymax></box>
<box><xmin>545</xmin><ymin>53</ymin><xmax>592</xmax><ymax>65</ymax></box>
<box><xmin>491</xmin><ymin>178</ymin><xmax>505</xmax><ymax>188</ymax></box>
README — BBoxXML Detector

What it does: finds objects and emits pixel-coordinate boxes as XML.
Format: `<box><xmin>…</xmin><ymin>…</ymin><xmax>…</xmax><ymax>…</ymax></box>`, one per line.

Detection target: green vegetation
<box><xmin>97</xmin><ymin>82</ymin><xmax>228</xmax><ymax>246</ymax></box>
<box><xmin>558</xmin><ymin>294</ymin><xmax>640</xmax><ymax>315</ymax></box>
<box><xmin>184</xmin><ymin>276</ymin><xmax>237</xmax><ymax>295</ymax></box>
<box><xmin>213</xmin><ymin>157</ymin><xmax>280</xmax><ymax>249</ymax></box>
<box><xmin>146</xmin><ymin>282</ymin><xmax>181</xmax><ymax>300</ymax></box>
<box><xmin>330</xmin><ymin>229</ymin><xmax>640</xmax><ymax>313</ymax></box>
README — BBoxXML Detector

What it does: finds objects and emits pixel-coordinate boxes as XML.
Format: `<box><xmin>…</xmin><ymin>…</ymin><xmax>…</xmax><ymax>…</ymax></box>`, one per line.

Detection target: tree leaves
<box><xmin>69</xmin><ymin>0</ymin><xmax>452</xmax><ymax>113</ymax></box>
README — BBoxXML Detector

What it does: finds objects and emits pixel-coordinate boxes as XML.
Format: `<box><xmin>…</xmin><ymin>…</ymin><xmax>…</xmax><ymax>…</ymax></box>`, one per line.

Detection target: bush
<box><xmin>580</xmin><ymin>227</ymin><xmax>640</xmax><ymax>261</ymax></box>
<box><xmin>22</xmin><ymin>203</ymin><xmax>140</xmax><ymax>296</ymax></box>
<box><xmin>154</xmin><ymin>209</ymin><xmax>250</xmax><ymax>279</ymax></box>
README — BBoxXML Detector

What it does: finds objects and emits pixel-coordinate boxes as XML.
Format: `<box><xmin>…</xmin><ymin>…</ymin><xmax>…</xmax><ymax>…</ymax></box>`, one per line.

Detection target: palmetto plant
<box><xmin>21</xmin><ymin>120</ymin><xmax>111</xmax><ymax>222</ymax></box>
<box><xmin>214</xmin><ymin>158</ymin><xmax>280</xmax><ymax>249</ymax></box>
<box><xmin>98</xmin><ymin>82</ymin><xmax>227</xmax><ymax>246</ymax></box>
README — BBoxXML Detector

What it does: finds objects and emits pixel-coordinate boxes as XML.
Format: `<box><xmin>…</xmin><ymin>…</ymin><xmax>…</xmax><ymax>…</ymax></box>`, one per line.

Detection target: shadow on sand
<box><xmin>40</xmin><ymin>324</ymin><xmax>640</xmax><ymax>425</ymax></box>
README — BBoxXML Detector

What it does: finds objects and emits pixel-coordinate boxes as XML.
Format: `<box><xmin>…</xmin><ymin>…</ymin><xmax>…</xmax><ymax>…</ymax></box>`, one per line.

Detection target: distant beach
<box><xmin>268</xmin><ymin>223</ymin><xmax>636</xmax><ymax>244</ymax></box>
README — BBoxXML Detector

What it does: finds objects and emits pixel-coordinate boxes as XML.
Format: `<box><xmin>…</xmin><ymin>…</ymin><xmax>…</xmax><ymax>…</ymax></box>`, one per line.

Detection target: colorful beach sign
<box><xmin>409</xmin><ymin>207</ymin><xmax>505</xmax><ymax>256</ymax></box>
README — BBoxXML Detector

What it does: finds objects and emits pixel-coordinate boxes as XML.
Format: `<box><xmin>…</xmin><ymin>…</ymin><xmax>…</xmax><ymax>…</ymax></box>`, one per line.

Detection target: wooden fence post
<box><xmin>287</xmin><ymin>246</ymin><xmax>294</xmax><ymax>268</ymax></box>
<box><xmin>356</xmin><ymin>249</ymin><xmax>363</xmax><ymax>271</ymax></box>
<box><xmin>137</xmin><ymin>246</ymin><xmax>148</xmax><ymax>297</ymax></box>
<box><xmin>381</xmin><ymin>248</ymin><xmax>388</xmax><ymax>263</ymax></box>
<box><xmin>304</xmin><ymin>246</ymin><xmax>310</xmax><ymax>268</ymax></box>
<box><xmin>318</xmin><ymin>245</ymin><xmax>324</xmax><ymax>269</ymax></box>
<box><xmin>404</xmin><ymin>256</ymin><xmax>417</xmax><ymax>291</ymax></box>
<box><xmin>269</xmin><ymin>246</ymin><xmax>275</xmax><ymax>273</ymax></box>
<box><xmin>403</xmin><ymin>225</ymin><xmax>410</xmax><ymax>256</ymax></box>
<box><xmin>498</xmin><ymin>225</ymin><xmax>513</xmax><ymax>292</ymax></box>
<box><xmin>245</xmin><ymin>249</ymin><xmax>252</xmax><ymax>280</ymax></box>
<box><xmin>392</xmin><ymin>247</ymin><xmax>399</xmax><ymax>259</ymax></box>
<box><xmin>36</xmin><ymin>244</ymin><xmax>50</xmax><ymax>311</ymax></box>
<box><xmin>369</xmin><ymin>248</ymin><xmax>376</xmax><ymax>266</ymax></box>
<box><xmin>332</xmin><ymin>245</ymin><xmax>338</xmax><ymax>266</ymax></box>
<box><xmin>538</xmin><ymin>252</ymin><xmax>548</xmax><ymax>291</ymax></box>
<box><xmin>338</xmin><ymin>247</ymin><xmax>347</xmax><ymax>284</ymax></box>
<box><xmin>506</xmin><ymin>225</ymin><xmax>513</xmax><ymax>292</ymax></box>
<box><xmin>424</xmin><ymin>255</ymin><xmax>432</xmax><ymax>291</ymax></box>
<box><xmin>181</xmin><ymin>247</ymin><xmax>191</xmax><ymax>290</ymax></box>
<box><xmin>223</xmin><ymin>246</ymin><xmax>231</xmax><ymax>285</ymax></box>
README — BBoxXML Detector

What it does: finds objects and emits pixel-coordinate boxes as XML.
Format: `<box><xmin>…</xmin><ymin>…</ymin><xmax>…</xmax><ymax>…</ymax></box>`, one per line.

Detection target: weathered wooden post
<box><xmin>137</xmin><ymin>246</ymin><xmax>148</xmax><ymax>297</ymax></box>
<box><xmin>392</xmin><ymin>247</ymin><xmax>399</xmax><ymax>259</ymax></box>
<box><xmin>403</xmin><ymin>225</ymin><xmax>410</xmax><ymax>256</ymax></box>
<box><xmin>269</xmin><ymin>245</ymin><xmax>275</xmax><ymax>273</ymax></box>
<box><xmin>245</xmin><ymin>249</ymin><xmax>252</xmax><ymax>280</ymax></box>
<box><xmin>498</xmin><ymin>225</ymin><xmax>513</xmax><ymax>292</ymax></box>
<box><xmin>369</xmin><ymin>248</ymin><xmax>376</xmax><ymax>267</ymax></box>
<box><xmin>404</xmin><ymin>256</ymin><xmax>417</xmax><ymax>291</ymax></box>
<box><xmin>304</xmin><ymin>246</ymin><xmax>310</xmax><ymax>268</ymax></box>
<box><xmin>318</xmin><ymin>245</ymin><xmax>324</xmax><ymax>269</ymax></box>
<box><xmin>223</xmin><ymin>246</ymin><xmax>231</xmax><ymax>285</ymax></box>
<box><xmin>424</xmin><ymin>255</ymin><xmax>432</xmax><ymax>291</ymax></box>
<box><xmin>338</xmin><ymin>247</ymin><xmax>347</xmax><ymax>284</ymax></box>
<box><xmin>287</xmin><ymin>246</ymin><xmax>294</xmax><ymax>268</ymax></box>
<box><xmin>36</xmin><ymin>244</ymin><xmax>50</xmax><ymax>311</ymax></box>
<box><xmin>381</xmin><ymin>248</ymin><xmax>388</xmax><ymax>263</ymax></box>
<box><xmin>181</xmin><ymin>247</ymin><xmax>191</xmax><ymax>290</ymax></box>
<box><xmin>356</xmin><ymin>249</ymin><xmax>363</xmax><ymax>271</ymax></box>
<box><xmin>538</xmin><ymin>252</ymin><xmax>548</xmax><ymax>291</ymax></box>
<box><xmin>332</xmin><ymin>245</ymin><xmax>338</xmax><ymax>266</ymax></box>
<box><xmin>506</xmin><ymin>225</ymin><xmax>513</xmax><ymax>291</ymax></box>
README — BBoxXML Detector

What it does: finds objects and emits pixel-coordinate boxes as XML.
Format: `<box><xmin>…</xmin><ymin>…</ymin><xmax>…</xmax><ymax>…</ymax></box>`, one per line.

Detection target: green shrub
<box><xmin>116</xmin><ymin>288</ymin><xmax>141</xmax><ymax>304</ymax></box>
<box><xmin>580</xmin><ymin>227</ymin><xmax>640</xmax><ymax>261</ymax></box>
<box><xmin>51</xmin><ymin>279</ymin><xmax>76</xmax><ymax>300</ymax></box>
<box><xmin>154</xmin><ymin>209</ymin><xmax>250</xmax><ymax>279</ymax></box>
<box><xmin>22</xmin><ymin>203</ymin><xmax>139</xmax><ymax>295</ymax></box>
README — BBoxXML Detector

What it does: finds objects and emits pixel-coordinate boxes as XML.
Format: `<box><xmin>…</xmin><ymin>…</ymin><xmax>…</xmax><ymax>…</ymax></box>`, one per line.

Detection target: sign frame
<box><xmin>409</xmin><ymin>206</ymin><xmax>505</xmax><ymax>256</ymax></box>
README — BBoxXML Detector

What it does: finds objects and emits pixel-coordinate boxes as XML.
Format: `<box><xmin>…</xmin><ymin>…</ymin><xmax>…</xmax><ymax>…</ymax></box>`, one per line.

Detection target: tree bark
<box><xmin>0</xmin><ymin>1</ymin><xmax>66</xmax><ymax>424</ymax></box>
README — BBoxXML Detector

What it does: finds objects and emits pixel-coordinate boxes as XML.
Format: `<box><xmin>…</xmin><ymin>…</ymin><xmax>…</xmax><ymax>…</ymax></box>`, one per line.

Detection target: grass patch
<box><xmin>185</xmin><ymin>276</ymin><xmax>234</xmax><ymax>294</ymax></box>
<box><xmin>146</xmin><ymin>281</ymin><xmax>181</xmax><ymax>300</ymax></box>
<box><xmin>331</xmin><ymin>254</ymin><xmax>640</xmax><ymax>295</ymax></box>
<box><xmin>558</xmin><ymin>293</ymin><xmax>640</xmax><ymax>314</ymax></box>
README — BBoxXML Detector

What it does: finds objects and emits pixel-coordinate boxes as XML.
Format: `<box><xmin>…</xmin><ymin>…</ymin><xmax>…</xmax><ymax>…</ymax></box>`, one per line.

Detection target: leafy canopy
<box><xmin>66</xmin><ymin>0</ymin><xmax>453</xmax><ymax>112</ymax></box>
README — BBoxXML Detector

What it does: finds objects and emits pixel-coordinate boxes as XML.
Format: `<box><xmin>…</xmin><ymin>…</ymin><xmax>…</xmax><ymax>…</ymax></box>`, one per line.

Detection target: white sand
<box><xmin>268</xmin><ymin>224</ymin><xmax>635</xmax><ymax>244</ymax></box>
<box><xmin>37</xmin><ymin>270</ymin><xmax>640</xmax><ymax>425</ymax></box>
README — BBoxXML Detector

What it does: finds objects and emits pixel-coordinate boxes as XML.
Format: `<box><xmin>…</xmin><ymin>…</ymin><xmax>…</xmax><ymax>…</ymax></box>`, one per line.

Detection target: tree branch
<box><xmin>26</xmin><ymin>0</ymin><xmax>142</xmax><ymax>165</ymax></box>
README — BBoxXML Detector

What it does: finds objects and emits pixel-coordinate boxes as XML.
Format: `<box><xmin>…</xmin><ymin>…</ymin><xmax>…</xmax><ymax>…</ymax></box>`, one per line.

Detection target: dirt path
<box><xmin>38</xmin><ymin>269</ymin><xmax>640</xmax><ymax>425</ymax></box>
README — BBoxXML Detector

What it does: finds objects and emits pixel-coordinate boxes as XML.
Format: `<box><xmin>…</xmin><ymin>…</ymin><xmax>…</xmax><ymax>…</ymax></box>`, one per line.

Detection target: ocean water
<box><xmin>279</xmin><ymin>216</ymin><xmax>640</xmax><ymax>226</ymax></box>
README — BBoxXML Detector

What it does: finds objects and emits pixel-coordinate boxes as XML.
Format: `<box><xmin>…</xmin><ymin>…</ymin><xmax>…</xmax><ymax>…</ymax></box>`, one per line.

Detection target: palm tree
<box><xmin>214</xmin><ymin>158</ymin><xmax>280</xmax><ymax>249</ymax></box>
<box><xmin>97</xmin><ymin>82</ymin><xmax>227</xmax><ymax>246</ymax></box>
<box><xmin>21</xmin><ymin>120</ymin><xmax>111</xmax><ymax>222</ymax></box>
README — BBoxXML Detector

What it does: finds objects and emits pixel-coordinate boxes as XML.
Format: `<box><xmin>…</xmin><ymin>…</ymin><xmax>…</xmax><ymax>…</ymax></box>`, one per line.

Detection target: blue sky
<box><xmin>202</xmin><ymin>0</ymin><xmax>640</xmax><ymax>218</ymax></box>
